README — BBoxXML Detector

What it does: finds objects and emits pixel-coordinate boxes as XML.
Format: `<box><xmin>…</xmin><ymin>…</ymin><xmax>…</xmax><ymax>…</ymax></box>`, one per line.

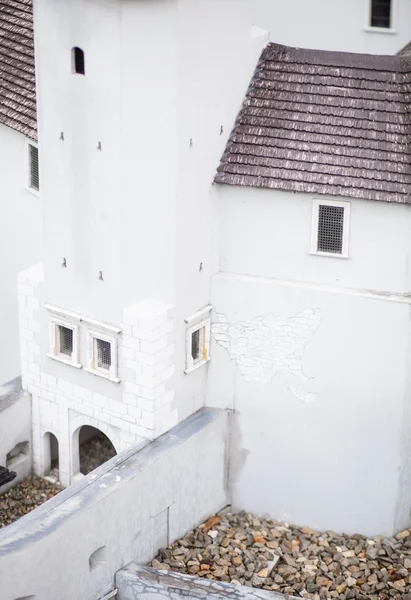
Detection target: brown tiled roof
<box><xmin>216</xmin><ymin>43</ymin><xmax>411</xmax><ymax>204</ymax></box>
<box><xmin>0</xmin><ymin>0</ymin><xmax>36</xmax><ymax>139</ymax></box>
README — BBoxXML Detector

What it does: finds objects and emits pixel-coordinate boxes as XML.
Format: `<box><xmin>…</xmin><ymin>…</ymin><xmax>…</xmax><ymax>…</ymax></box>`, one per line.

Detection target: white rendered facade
<box><xmin>253</xmin><ymin>0</ymin><xmax>411</xmax><ymax>54</ymax></box>
<box><xmin>19</xmin><ymin>0</ymin><xmax>266</xmax><ymax>487</ymax></box>
<box><xmin>9</xmin><ymin>0</ymin><xmax>411</xmax><ymax>538</ymax></box>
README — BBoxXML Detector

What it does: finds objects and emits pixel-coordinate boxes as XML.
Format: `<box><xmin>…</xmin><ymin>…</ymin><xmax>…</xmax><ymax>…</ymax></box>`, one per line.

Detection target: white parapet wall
<box><xmin>116</xmin><ymin>565</ymin><xmax>298</xmax><ymax>600</ymax></box>
<box><xmin>0</xmin><ymin>407</ymin><xmax>229</xmax><ymax>600</ymax></box>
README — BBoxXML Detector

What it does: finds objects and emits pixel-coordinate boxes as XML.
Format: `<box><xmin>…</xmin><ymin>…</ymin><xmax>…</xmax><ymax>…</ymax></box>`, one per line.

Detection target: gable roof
<box><xmin>0</xmin><ymin>0</ymin><xmax>36</xmax><ymax>140</ymax></box>
<box><xmin>215</xmin><ymin>43</ymin><xmax>411</xmax><ymax>205</ymax></box>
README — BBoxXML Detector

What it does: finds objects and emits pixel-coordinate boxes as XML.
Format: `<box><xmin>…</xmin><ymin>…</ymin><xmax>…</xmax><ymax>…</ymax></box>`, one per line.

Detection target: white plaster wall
<box><xmin>0</xmin><ymin>386</ymin><xmax>32</xmax><ymax>491</ymax></box>
<box><xmin>218</xmin><ymin>186</ymin><xmax>411</xmax><ymax>295</ymax></box>
<box><xmin>253</xmin><ymin>0</ymin><xmax>411</xmax><ymax>54</ymax></box>
<box><xmin>0</xmin><ymin>124</ymin><xmax>42</xmax><ymax>384</ymax></box>
<box><xmin>0</xmin><ymin>408</ymin><xmax>228</xmax><ymax>600</ymax></box>
<box><xmin>207</xmin><ymin>185</ymin><xmax>411</xmax><ymax>536</ymax></box>
<box><xmin>33</xmin><ymin>0</ymin><xmax>267</xmax><ymax>435</ymax></box>
<box><xmin>209</xmin><ymin>272</ymin><xmax>409</xmax><ymax>536</ymax></box>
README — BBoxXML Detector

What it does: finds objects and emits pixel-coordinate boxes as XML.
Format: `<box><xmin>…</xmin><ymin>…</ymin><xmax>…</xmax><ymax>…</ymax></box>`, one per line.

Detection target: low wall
<box><xmin>0</xmin><ymin>377</ymin><xmax>32</xmax><ymax>493</ymax></box>
<box><xmin>116</xmin><ymin>565</ymin><xmax>296</xmax><ymax>600</ymax></box>
<box><xmin>0</xmin><ymin>408</ymin><xmax>229</xmax><ymax>600</ymax></box>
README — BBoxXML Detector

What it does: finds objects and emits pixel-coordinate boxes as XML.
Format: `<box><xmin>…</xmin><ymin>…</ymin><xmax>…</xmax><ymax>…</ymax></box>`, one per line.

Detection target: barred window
<box><xmin>95</xmin><ymin>338</ymin><xmax>111</xmax><ymax>370</ymax></box>
<box><xmin>185</xmin><ymin>306</ymin><xmax>212</xmax><ymax>374</ymax></box>
<box><xmin>371</xmin><ymin>0</ymin><xmax>391</xmax><ymax>28</ymax></box>
<box><xmin>311</xmin><ymin>200</ymin><xmax>350</xmax><ymax>257</ymax></box>
<box><xmin>28</xmin><ymin>142</ymin><xmax>39</xmax><ymax>192</ymax></box>
<box><xmin>191</xmin><ymin>327</ymin><xmax>206</xmax><ymax>364</ymax></box>
<box><xmin>57</xmin><ymin>325</ymin><xmax>74</xmax><ymax>357</ymax></box>
<box><xmin>317</xmin><ymin>205</ymin><xmax>345</xmax><ymax>254</ymax></box>
<box><xmin>87</xmin><ymin>329</ymin><xmax>119</xmax><ymax>381</ymax></box>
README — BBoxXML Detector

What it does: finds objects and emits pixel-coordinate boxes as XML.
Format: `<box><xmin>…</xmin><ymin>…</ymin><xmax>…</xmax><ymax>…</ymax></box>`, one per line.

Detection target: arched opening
<box><xmin>72</xmin><ymin>46</ymin><xmax>85</xmax><ymax>74</ymax></box>
<box><xmin>78</xmin><ymin>426</ymin><xmax>116</xmax><ymax>475</ymax></box>
<box><xmin>43</xmin><ymin>432</ymin><xmax>59</xmax><ymax>482</ymax></box>
<box><xmin>89</xmin><ymin>545</ymin><xmax>107</xmax><ymax>572</ymax></box>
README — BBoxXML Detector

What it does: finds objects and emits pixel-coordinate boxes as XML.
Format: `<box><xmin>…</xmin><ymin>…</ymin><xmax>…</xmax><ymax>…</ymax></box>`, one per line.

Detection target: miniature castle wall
<box><xmin>18</xmin><ymin>263</ymin><xmax>176</xmax><ymax>487</ymax></box>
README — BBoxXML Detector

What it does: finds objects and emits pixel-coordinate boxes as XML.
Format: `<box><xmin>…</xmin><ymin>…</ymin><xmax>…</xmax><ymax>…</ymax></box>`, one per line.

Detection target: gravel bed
<box><xmin>150</xmin><ymin>511</ymin><xmax>411</xmax><ymax>600</ymax></box>
<box><xmin>0</xmin><ymin>476</ymin><xmax>62</xmax><ymax>528</ymax></box>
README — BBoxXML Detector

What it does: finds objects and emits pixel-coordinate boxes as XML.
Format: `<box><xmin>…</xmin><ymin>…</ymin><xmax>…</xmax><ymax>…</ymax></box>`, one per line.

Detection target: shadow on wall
<box><xmin>77</xmin><ymin>425</ymin><xmax>117</xmax><ymax>476</ymax></box>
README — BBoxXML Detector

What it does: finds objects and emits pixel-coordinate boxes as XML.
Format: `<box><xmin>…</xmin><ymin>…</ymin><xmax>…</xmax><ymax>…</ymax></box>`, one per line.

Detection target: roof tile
<box><xmin>216</xmin><ymin>43</ymin><xmax>411</xmax><ymax>204</ymax></box>
<box><xmin>0</xmin><ymin>0</ymin><xmax>36</xmax><ymax>139</ymax></box>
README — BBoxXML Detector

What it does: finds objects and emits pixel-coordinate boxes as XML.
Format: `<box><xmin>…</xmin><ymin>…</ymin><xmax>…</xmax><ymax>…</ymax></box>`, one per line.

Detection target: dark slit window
<box><xmin>371</xmin><ymin>0</ymin><xmax>391</xmax><ymax>28</ymax></box>
<box><xmin>73</xmin><ymin>47</ymin><xmax>85</xmax><ymax>74</ymax></box>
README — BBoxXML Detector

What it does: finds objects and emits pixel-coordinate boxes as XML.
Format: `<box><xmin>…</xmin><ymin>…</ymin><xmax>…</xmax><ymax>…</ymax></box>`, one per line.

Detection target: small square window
<box><xmin>311</xmin><ymin>199</ymin><xmax>350</xmax><ymax>258</ymax></box>
<box><xmin>191</xmin><ymin>327</ymin><xmax>205</xmax><ymax>364</ymax></box>
<box><xmin>47</xmin><ymin>313</ymin><xmax>81</xmax><ymax>368</ymax></box>
<box><xmin>185</xmin><ymin>306</ymin><xmax>212</xmax><ymax>374</ymax></box>
<box><xmin>95</xmin><ymin>338</ymin><xmax>112</xmax><ymax>370</ymax></box>
<box><xmin>370</xmin><ymin>0</ymin><xmax>391</xmax><ymax>28</ymax></box>
<box><xmin>87</xmin><ymin>330</ymin><xmax>119</xmax><ymax>382</ymax></box>
<box><xmin>27</xmin><ymin>140</ymin><xmax>39</xmax><ymax>193</ymax></box>
<box><xmin>57</xmin><ymin>325</ymin><xmax>73</xmax><ymax>358</ymax></box>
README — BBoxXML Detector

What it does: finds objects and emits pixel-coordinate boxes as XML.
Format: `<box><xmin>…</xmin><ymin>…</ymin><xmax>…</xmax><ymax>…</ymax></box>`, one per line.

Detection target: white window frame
<box><xmin>85</xmin><ymin>323</ymin><xmax>120</xmax><ymax>383</ymax></box>
<box><xmin>310</xmin><ymin>199</ymin><xmax>350</xmax><ymax>259</ymax></box>
<box><xmin>26</xmin><ymin>138</ymin><xmax>40</xmax><ymax>195</ymax></box>
<box><xmin>47</xmin><ymin>309</ymin><xmax>81</xmax><ymax>368</ymax></box>
<box><xmin>184</xmin><ymin>305</ymin><xmax>212</xmax><ymax>374</ymax></box>
<box><xmin>364</xmin><ymin>0</ymin><xmax>397</xmax><ymax>33</ymax></box>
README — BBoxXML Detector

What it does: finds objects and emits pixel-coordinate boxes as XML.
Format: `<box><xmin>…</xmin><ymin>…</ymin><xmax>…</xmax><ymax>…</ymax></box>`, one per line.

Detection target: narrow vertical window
<box><xmin>185</xmin><ymin>305</ymin><xmax>212</xmax><ymax>373</ymax></box>
<box><xmin>370</xmin><ymin>0</ymin><xmax>391</xmax><ymax>28</ymax></box>
<box><xmin>27</xmin><ymin>141</ymin><xmax>39</xmax><ymax>192</ymax></box>
<box><xmin>86</xmin><ymin>329</ymin><xmax>119</xmax><ymax>381</ymax></box>
<box><xmin>311</xmin><ymin>200</ymin><xmax>350</xmax><ymax>258</ymax></box>
<box><xmin>72</xmin><ymin>47</ymin><xmax>85</xmax><ymax>74</ymax></box>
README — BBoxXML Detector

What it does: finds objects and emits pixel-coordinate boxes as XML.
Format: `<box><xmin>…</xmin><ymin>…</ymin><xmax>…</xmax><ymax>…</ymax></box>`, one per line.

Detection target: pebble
<box><xmin>0</xmin><ymin>476</ymin><xmax>62</xmax><ymax>528</ymax></box>
<box><xmin>150</xmin><ymin>510</ymin><xmax>411</xmax><ymax>599</ymax></box>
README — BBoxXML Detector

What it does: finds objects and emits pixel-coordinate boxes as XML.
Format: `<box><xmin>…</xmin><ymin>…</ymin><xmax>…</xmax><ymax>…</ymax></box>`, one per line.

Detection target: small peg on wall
<box><xmin>189</xmin><ymin>138</ymin><xmax>193</xmax><ymax>148</ymax></box>
<box><xmin>220</xmin><ymin>125</ymin><xmax>224</xmax><ymax>135</ymax></box>
<box><xmin>60</xmin><ymin>132</ymin><xmax>64</xmax><ymax>141</ymax></box>
<box><xmin>97</xmin><ymin>141</ymin><xmax>102</xmax><ymax>151</ymax></box>
<box><xmin>199</xmin><ymin>262</ymin><xmax>203</xmax><ymax>272</ymax></box>
<box><xmin>98</xmin><ymin>271</ymin><xmax>104</xmax><ymax>281</ymax></box>
<box><xmin>62</xmin><ymin>257</ymin><xmax>67</xmax><ymax>267</ymax></box>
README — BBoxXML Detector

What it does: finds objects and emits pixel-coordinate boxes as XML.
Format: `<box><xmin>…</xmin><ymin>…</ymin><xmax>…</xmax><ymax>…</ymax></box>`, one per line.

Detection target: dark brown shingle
<box><xmin>216</xmin><ymin>43</ymin><xmax>411</xmax><ymax>204</ymax></box>
<box><xmin>0</xmin><ymin>0</ymin><xmax>36</xmax><ymax>139</ymax></box>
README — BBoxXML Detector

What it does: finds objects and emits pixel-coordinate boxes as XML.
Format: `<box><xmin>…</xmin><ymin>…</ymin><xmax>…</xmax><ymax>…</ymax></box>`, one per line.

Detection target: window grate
<box><xmin>191</xmin><ymin>329</ymin><xmax>201</xmax><ymax>362</ymax></box>
<box><xmin>58</xmin><ymin>325</ymin><xmax>73</xmax><ymax>357</ymax></box>
<box><xmin>96</xmin><ymin>338</ymin><xmax>111</xmax><ymax>370</ymax></box>
<box><xmin>317</xmin><ymin>204</ymin><xmax>344</xmax><ymax>254</ymax></box>
<box><xmin>29</xmin><ymin>143</ymin><xmax>39</xmax><ymax>191</ymax></box>
<box><xmin>371</xmin><ymin>0</ymin><xmax>391</xmax><ymax>27</ymax></box>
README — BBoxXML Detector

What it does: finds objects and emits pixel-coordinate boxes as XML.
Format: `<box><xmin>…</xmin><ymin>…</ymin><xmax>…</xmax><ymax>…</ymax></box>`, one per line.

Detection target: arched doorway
<box><xmin>43</xmin><ymin>432</ymin><xmax>59</xmax><ymax>481</ymax></box>
<box><xmin>78</xmin><ymin>426</ymin><xmax>116</xmax><ymax>475</ymax></box>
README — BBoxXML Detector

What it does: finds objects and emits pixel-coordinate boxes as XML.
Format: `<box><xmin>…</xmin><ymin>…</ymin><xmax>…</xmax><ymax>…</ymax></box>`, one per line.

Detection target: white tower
<box><xmin>18</xmin><ymin>0</ymin><xmax>266</xmax><ymax>486</ymax></box>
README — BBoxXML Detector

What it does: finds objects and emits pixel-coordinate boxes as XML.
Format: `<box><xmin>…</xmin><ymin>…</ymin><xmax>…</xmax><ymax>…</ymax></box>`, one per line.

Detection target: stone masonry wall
<box><xmin>18</xmin><ymin>263</ymin><xmax>176</xmax><ymax>487</ymax></box>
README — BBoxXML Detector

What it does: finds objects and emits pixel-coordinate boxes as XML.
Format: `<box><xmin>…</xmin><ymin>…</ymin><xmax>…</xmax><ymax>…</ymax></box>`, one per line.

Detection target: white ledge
<box><xmin>184</xmin><ymin>305</ymin><xmax>212</xmax><ymax>325</ymax></box>
<box><xmin>363</xmin><ymin>26</ymin><xmax>397</xmax><ymax>34</ymax></box>
<box><xmin>47</xmin><ymin>353</ymin><xmax>82</xmax><ymax>369</ymax></box>
<box><xmin>45</xmin><ymin>304</ymin><xmax>82</xmax><ymax>322</ymax></box>
<box><xmin>308</xmin><ymin>251</ymin><xmax>349</xmax><ymax>260</ymax></box>
<box><xmin>184</xmin><ymin>357</ymin><xmax>211</xmax><ymax>374</ymax></box>
<box><xmin>82</xmin><ymin>316</ymin><xmax>121</xmax><ymax>334</ymax></box>
<box><xmin>83</xmin><ymin>368</ymin><xmax>121</xmax><ymax>383</ymax></box>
